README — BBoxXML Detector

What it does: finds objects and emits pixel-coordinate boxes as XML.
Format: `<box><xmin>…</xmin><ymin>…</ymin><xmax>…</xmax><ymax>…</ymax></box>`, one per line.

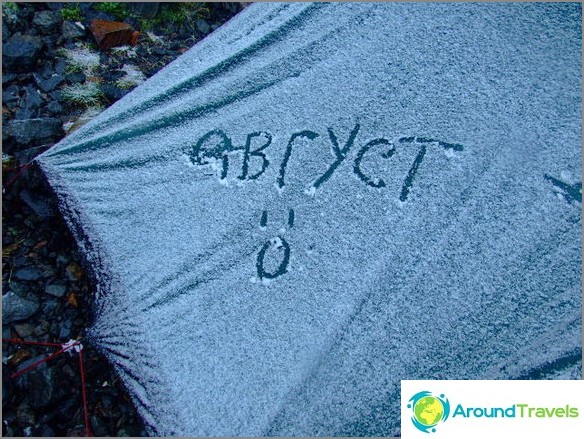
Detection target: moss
<box><xmin>61</xmin><ymin>3</ymin><xmax>82</xmax><ymax>21</ymax></box>
<box><xmin>2</xmin><ymin>2</ymin><xmax>19</xmax><ymax>24</ymax></box>
<box><xmin>93</xmin><ymin>2</ymin><xmax>130</xmax><ymax>21</ymax></box>
<box><xmin>2</xmin><ymin>2</ymin><xmax>18</xmax><ymax>13</ymax></box>
<box><xmin>137</xmin><ymin>2</ymin><xmax>212</xmax><ymax>31</ymax></box>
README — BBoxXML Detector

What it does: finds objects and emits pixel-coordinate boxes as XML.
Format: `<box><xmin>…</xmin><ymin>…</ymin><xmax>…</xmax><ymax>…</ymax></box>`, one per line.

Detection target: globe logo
<box><xmin>407</xmin><ymin>391</ymin><xmax>450</xmax><ymax>433</ymax></box>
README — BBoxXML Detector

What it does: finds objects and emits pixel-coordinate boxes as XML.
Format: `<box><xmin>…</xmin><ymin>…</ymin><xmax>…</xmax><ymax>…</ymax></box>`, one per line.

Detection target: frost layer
<box><xmin>37</xmin><ymin>2</ymin><xmax>582</xmax><ymax>436</ymax></box>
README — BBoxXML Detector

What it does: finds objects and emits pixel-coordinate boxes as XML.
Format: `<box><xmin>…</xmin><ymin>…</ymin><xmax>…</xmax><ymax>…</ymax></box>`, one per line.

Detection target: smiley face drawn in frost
<box><xmin>256</xmin><ymin>209</ymin><xmax>295</xmax><ymax>280</ymax></box>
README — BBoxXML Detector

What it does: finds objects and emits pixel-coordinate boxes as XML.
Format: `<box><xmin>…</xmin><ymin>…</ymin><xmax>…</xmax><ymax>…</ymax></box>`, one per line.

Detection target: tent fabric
<box><xmin>37</xmin><ymin>2</ymin><xmax>581</xmax><ymax>436</ymax></box>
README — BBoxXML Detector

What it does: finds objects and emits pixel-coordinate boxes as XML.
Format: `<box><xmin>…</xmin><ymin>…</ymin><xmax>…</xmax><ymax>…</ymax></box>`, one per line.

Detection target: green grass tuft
<box><xmin>61</xmin><ymin>82</ymin><xmax>104</xmax><ymax>108</ymax></box>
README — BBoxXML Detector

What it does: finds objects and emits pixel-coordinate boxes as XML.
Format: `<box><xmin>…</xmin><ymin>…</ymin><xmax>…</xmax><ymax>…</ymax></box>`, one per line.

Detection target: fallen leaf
<box><xmin>32</xmin><ymin>240</ymin><xmax>48</xmax><ymax>251</ymax></box>
<box><xmin>9</xmin><ymin>349</ymin><xmax>31</xmax><ymax>366</ymax></box>
<box><xmin>2</xmin><ymin>242</ymin><xmax>20</xmax><ymax>258</ymax></box>
<box><xmin>67</xmin><ymin>292</ymin><xmax>79</xmax><ymax>308</ymax></box>
<box><xmin>66</xmin><ymin>262</ymin><xmax>83</xmax><ymax>281</ymax></box>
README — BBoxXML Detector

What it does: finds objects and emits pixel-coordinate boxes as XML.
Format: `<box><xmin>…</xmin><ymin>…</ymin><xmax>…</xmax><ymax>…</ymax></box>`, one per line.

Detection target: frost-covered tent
<box><xmin>37</xmin><ymin>2</ymin><xmax>581</xmax><ymax>436</ymax></box>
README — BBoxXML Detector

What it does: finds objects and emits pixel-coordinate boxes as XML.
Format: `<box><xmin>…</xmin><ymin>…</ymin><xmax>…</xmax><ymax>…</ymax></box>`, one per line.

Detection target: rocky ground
<box><xmin>2</xmin><ymin>2</ymin><xmax>245</xmax><ymax>436</ymax></box>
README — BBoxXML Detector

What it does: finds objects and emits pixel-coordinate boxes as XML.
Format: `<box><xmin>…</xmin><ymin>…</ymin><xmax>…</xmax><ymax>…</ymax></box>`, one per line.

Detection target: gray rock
<box><xmin>3</xmin><ymin>72</ymin><xmax>16</xmax><ymax>84</ymax></box>
<box><xmin>13</xmin><ymin>266</ymin><xmax>44</xmax><ymax>281</ymax></box>
<box><xmin>38</xmin><ymin>60</ymin><xmax>54</xmax><ymax>78</ymax></box>
<box><xmin>5</xmin><ymin>118</ymin><xmax>63</xmax><ymax>144</ymax></box>
<box><xmin>16</xmin><ymin>401</ymin><xmax>35</xmax><ymax>425</ymax></box>
<box><xmin>55</xmin><ymin>254</ymin><xmax>71</xmax><ymax>267</ymax></box>
<box><xmin>59</xmin><ymin>326</ymin><xmax>72</xmax><ymax>339</ymax></box>
<box><xmin>128</xmin><ymin>2</ymin><xmax>160</xmax><ymax>19</ymax></box>
<box><xmin>2</xmin><ymin>292</ymin><xmax>40</xmax><ymax>323</ymax></box>
<box><xmin>61</xmin><ymin>20</ymin><xmax>86</xmax><ymax>39</ymax></box>
<box><xmin>21</xmin><ymin>85</ymin><xmax>43</xmax><ymax>110</ymax></box>
<box><xmin>17</xmin><ymin>358</ymin><xmax>67</xmax><ymax>409</ymax></box>
<box><xmin>2</xmin><ymin>35</ymin><xmax>43</xmax><ymax>72</ymax></box>
<box><xmin>13</xmin><ymin>323</ymin><xmax>34</xmax><ymax>338</ymax></box>
<box><xmin>2</xmin><ymin>84</ymin><xmax>20</xmax><ymax>103</ymax></box>
<box><xmin>33</xmin><ymin>73</ymin><xmax>64</xmax><ymax>93</ymax></box>
<box><xmin>36</xmin><ymin>425</ymin><xmax>55</xmax><ymax>437</ymax></box>
<box><xmin>46</xmin><ymin>100</ymin><xmax>63</xmax><ymax>115</ymax></box>
<box><xmin>54</xmin><ymin>58</ymin><xmax>67</xmax><ymax>75</ymax></box>
<box><xmin>45</xmin><ymin>282</ymin><xmax>67</xmax><ymax>298</ymax></box>
<box><xmin>101</xmin><ymin>84</ymin><xmax>128</xmax><ymax>103</ymax></box>
<box><xmin>195</xmin><ymin>18</ymin><xmax>211</xmax><ymax>35</ymax></box>
<box><xmin>90</xmin><ymin>415</ymin><xmax>109</xmax><ymax>437</ymax></box>
<box><xmin>41</xmin><ymin>298</ymin><xmax>61</xmax><ymax>315</ymax></box>
<box><xmin>7</xmin><ymin>281</ymin><xmax>28</xmax><ymax>296</ymax></box>
<box><xmin>20</xmin><ymin>189</ymin><xmax>55</xmax><ymax>219</ymax></box>
<box><xmin>32</xmin><ymin>10</ymin><xmax>61</xmax><ymax>35</ymax></box>
<box><xmin>14</xmin><ymin>107</ymin><xmax>35</xmax><ymax>121</ymax></box>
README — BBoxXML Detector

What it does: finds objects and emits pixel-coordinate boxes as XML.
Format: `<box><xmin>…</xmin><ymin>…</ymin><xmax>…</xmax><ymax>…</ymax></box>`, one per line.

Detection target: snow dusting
<box><xmin>37</xmin><ymin>2</ymin><xmax>581</xmax><ymax>436</ymax></box>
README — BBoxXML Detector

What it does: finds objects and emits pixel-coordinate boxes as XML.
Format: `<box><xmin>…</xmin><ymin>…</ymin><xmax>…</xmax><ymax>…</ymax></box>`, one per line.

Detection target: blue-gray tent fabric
<box><xmin>37</xmin><ymin>2</ymin><xmax>581</xmax><ymax>436</ymax></box>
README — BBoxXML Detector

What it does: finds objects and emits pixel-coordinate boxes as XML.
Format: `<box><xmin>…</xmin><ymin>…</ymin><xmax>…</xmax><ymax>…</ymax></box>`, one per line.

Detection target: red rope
<box><xmin>3</xmin><ymin>162</ymin><xmax>33</xmax><ymax>187</ymax></box>
<box><xmin>3</xmin><ymin>338</ymin><xmax>92</xmax><ymax>436</ymax></box>
<box><xmin>79</xmin><ymin>348</ymin><xmax>93</xmax><ymax>437</ymax></box>
<box><xmin>2</xmin><ymin>337</ymin><xmax>64</xmax><ymax>348</ymax></box>
<box><xmin>10</xmin><ymin>345</ymin><xmax>71</xmax><ymax>379</ymax></box>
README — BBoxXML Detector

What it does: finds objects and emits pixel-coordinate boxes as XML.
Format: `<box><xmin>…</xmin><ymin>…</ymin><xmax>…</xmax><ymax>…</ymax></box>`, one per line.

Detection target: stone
<box><xmin>128</xmin><ymin>2</ymin><xmax>160</xmax><ymax>19</ymax></box>
<box><xmin>45</xmin><ymin>282</ymin><xmax>67</xmax><ymax>298</ymax></box>
<box><xmin>38</xmin><ymin>60</ymin><xmax>54</xmax><ymax>79</ymax></box>
<box><xmin>13</xmin><ymin>266</ymin><xmax>44</xmax><ymax>281</ymax></box>
<box><xmin>5</xmin><ymin>118</ymin><xmax>63</xmax><ymax>145</ymax></box>
<box><xmin>2</xmin><ymin>84</ymin><xmax>20</xmax><ymax>103</ymax></box>
<box><xmin>33</xmin><ymin>73</ymin><xmax>64</xmax><ymax>93</ymax></box>
<box><xmin>41</xmin><ymin>35</ymin><xmax>59</xmax><ymax>54</ymax></box>
<box><xmin>2</xmin><ymin>292</ymin><xmax>40</xmax><ymax>323</ymax></box>
<box><xmin>45</xmin><ymin>3</ymin><xmax>66</xmax><ymax>11</ymax></box>
<box><xmin>13</xmin><ymin>107</ymin><xmax>34</xmax><ymax>120</ymax></box>
<box><xmin>36</xmin><ymin>425</ymin><xmax>55</xmax><ymax>437</ymax></box>
<box><xmin>13</xmin><ymin>323</ymin><xmax>34</xmax><ymax>338</ymax></box>
<box><xmin>25</xmin><ymin>85</ymin><xmax>43</xmax><ymax>107</ymax></box>
<box><xmin>17</xmin><ymin>86</ymin><xmax>43</xmax><ymax>118</ymax></box>
<box><xmin>6</xmin><ymin>281</ymin><xmax>28</xmax><ymax>296</ymax></box>
<box><xmin>54</xmin><ymin>58</ymin><xmax>67</xmax><ymax>75</ymax></box>
<box><xmin>46</xmin><ymin>100</ymin><xmax>63</xmax><ymax>115</ymax></box>
<box><xmin>3</xmin><ymin>73</ymin><xmax>16</xmax><ymax>84</ymax></box>
<box><xmin>90</xmin><ymin>415</ymin><xmax>109</xmax><ymax>437</ymax></box>
<box><xmin>100</xmin><ymin>83</ymin><xmax>128</xmax><ymax>103</ymax></box>
<box><xmin>195</xmin><ymin>19</ymin><xmax>211</xmax><ymax>35</ymax></box>
<box><xmin>2</xmin><ymin>35</ymin><xmax>43</xmax><ymax>72</ymax></box>
<box><xmin>17</xmin><ymin>358</ymin><xmax>67</xmax><ymax>409</ymax></box>
<box><xmin>62</xmin><ymin>20</ymin><xmax>86</xmax><ymax>40</ymax></box>
<box><xmin>102</xmin><ymin>69</ymin><xmax>125</xmax><ymax>82</ymax></box>
<box><xmin>20</xmin><ymin>189</ymin><xmax>55</xmax><ymax>219</ymax></box>
<box><xmin>59</xmin><ymin>326</ymin><xmax>72</xmax><ymax>339</ymax></box>
<box><xmin>16</xmin><ymin>401</ymin><xmax>36</xmax><ymax>425</ymax></box>
<box><xmin>56</xmin><ymin>254</ymin><xmax>71</xmax><ymax>267</ymax></box>
<box><xmin>41</xmin><ymin>299</ymin><xmax>61</xmax><ymax>315</ymax></box>
<box><xmin>90</xmin><ymin>19</ymin><xmax>140</xmax><ymax>50</ymax></box>
<box><xmin>33</xmin><ymin>10</ymin><xmax>62</xmax><ymax>35</ymax></box>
